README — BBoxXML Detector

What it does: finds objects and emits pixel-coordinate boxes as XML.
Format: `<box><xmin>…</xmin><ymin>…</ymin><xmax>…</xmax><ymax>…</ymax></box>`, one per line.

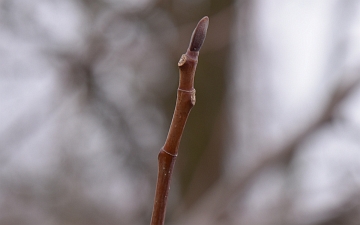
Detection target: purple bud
<box><xmin>189</xmin><ymin>16</ymin><xmax>209</xmax><ymax>52</ymax></box>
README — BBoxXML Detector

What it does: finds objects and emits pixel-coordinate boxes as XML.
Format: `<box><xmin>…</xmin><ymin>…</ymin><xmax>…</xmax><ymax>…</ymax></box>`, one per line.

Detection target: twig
<box><xmin>150</xmin><ymin>16</ymin><xmax>209</xmax><ymax>225</ymax></box>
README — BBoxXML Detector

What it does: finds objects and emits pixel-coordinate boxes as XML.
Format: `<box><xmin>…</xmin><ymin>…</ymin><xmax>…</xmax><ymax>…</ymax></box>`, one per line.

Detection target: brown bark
<box><xmin>150</xmin><ymin>16</ymin><xmax>209</xmax><ymax>225</ymax></box>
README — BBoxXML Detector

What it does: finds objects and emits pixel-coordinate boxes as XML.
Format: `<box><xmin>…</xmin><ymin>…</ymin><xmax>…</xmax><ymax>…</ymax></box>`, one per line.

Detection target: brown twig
<box><xmin>150</xmin><ymin>16</ymin><xmax>209</xmax><ymax>225</ymax></box>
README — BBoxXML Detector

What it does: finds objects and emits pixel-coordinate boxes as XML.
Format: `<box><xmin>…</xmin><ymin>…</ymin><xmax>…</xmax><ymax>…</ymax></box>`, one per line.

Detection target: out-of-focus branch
<box><xmin>312</xmin><ymin>191</ymin><xmax>360</xmax><ymax>225</ymax></box>
<box><xmin>172</xmin><ymin>74</ymin><xmax>360</xmax><ymax>225</ymax></box>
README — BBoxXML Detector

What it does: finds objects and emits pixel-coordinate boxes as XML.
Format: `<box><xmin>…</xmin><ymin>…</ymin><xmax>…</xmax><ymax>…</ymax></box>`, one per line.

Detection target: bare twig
<box><xmin>150</xmin><ymin>16</ymin><xmax>209</xmax><ymax>225</ymax></box>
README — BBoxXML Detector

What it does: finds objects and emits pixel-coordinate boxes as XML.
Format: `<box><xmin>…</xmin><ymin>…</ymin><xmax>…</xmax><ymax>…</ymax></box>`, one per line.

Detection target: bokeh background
<box><xmin>1</xmin><ymin>0</ymin><xmax>360</xmax><ymax>224</ymax></box>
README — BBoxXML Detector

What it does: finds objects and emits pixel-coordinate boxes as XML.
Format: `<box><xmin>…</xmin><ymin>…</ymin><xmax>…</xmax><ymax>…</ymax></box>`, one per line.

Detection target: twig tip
<box><xmin>189</xmin><ymin>16</ymin><xmax>209</xmax><ymax>52</ymax></box>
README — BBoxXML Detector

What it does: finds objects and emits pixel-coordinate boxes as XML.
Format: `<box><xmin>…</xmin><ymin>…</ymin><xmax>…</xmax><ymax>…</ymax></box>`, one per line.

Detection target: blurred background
<box><xmin>1</xmin><ymin>0</ymin><xmax>360</xmax><ymax>224</ymax></box>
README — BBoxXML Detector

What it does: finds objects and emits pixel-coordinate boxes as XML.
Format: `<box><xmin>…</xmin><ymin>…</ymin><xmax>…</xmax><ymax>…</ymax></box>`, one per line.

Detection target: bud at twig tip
<box><xmin>189</xmin><ymin>16</ymin><xmax>209</xmax><ymax>52</ymax></box>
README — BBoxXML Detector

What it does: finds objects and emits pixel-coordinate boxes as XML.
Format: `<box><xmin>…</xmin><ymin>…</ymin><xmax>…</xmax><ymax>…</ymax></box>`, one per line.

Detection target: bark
<box><xmin>150</xmin><ymin>17</ymin><xmax>209</xmax><ymax>225</ymax></box>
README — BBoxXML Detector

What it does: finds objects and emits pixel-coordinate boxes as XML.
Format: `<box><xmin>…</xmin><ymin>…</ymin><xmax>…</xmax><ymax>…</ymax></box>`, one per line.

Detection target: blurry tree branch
<box><xmin>314</xmin><ymin>191</ymin><xmax>360</xmax><ymax>225</ymax></box>
<box><xmin>172</xmin><ymin>72</ymin><xmax>360</xmax><ymax>225</ymax></box>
